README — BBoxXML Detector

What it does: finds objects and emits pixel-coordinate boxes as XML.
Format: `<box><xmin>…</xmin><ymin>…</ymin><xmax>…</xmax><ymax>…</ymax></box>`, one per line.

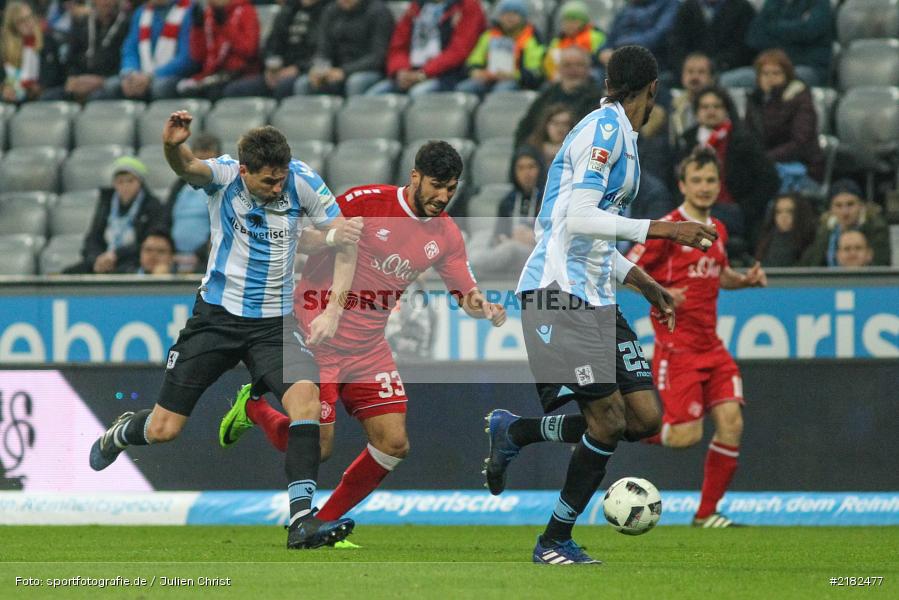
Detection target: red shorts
<box><xmin>314</xmin><ymin>339</ymin><xmax>407</xmax><ymax>425</ymax></box>
<box><xmin>652</xmin><ymin>344</ymin><xmax>744</xmax><ymax>426</ymax></box>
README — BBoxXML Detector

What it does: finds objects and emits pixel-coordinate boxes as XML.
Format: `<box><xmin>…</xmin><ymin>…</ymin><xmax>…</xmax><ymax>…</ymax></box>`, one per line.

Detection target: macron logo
<box><xmin>536</xmin><ymin>325</ymin><xmax>552</xmax><ymax>344</ymax></box>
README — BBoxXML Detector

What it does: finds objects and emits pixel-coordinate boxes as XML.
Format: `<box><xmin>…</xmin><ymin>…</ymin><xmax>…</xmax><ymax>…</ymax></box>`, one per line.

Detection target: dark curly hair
<box><xmin>605</xmin><ymin>45</ymin><xmax>659</xmax><ymax>104</ymax></box>
<box><xmin>414</xmin><ymin>140</ymin><xmax>464</xmax><ymax>183</ymax></box>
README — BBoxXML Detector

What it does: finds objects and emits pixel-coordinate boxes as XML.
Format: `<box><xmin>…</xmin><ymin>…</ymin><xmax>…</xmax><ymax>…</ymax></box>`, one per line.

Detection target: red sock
<box><xmin>317</xmin><ymin>445</ymin><xmax>398</xmax><ymax>521</ymax></box>
<box><xmin>696</xmin><ymin>441</ymin><xmax>739</xmax><ymax>519</ymax></box>
<box><xmin>246</xmin><ymin>398</ymin><xmax>290</xmax><ymax>452</ymax></box>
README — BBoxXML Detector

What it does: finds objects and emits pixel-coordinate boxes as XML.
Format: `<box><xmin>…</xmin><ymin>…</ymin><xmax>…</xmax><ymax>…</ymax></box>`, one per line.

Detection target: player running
<box><xmin>485</xmin><ymin>46</ymin><xmax>718</xmax><ymax>565</ymax></box>
<box><xmin>627</xmin><ymin>146</ymin><xmax>766</xmax><ymax>527</ymax></box>
<box><xmin>218</xmin><ymin>141</ymin><xmax>507</xmax><ymax>529</ymax></box>
<box><xmin>89</xmin><ymin>112</ymin><xmax>362</xmax><ymax>550</ymax></box>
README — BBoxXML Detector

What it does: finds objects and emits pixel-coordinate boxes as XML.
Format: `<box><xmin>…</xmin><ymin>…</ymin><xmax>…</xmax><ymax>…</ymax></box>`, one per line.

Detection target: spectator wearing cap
<box><xmin>800</xmin><ymin>179</ymin><xmax>891</xmax><ymax>266</ymax></box>
<box><xmin>835</xmin><ymin>230</ymin><xmax>875</xmax><ymax>269</ymax></box>
<box><xmin>367</xmin><ymin>0</ymin><xmax>487</xmax><ymax>97</ymax></box>
<box><xmin>543</xmin><ymin>1</ymin><xmax>605</xmax><ymax>83</ymax></box>
<box><xmin>65</xmin><ymin>157</ymin><xmax>168</xmax><ymax>274</ymax></box>
<box><xmin>456</xmin><ymin>0</ymin><xmax>544</xmax><ymax>95</ymax></box>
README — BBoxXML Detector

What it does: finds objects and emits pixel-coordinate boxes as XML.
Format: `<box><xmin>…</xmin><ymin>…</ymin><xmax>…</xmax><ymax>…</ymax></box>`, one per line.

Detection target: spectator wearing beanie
<box><xmin>543</xmin><ymin>1</ymin><xmax>605</xmax><ymax>83</ymax></box>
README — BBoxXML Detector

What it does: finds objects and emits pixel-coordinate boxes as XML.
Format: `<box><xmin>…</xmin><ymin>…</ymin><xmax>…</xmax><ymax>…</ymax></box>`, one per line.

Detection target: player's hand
<box><xmin>643</xmin><ymin>282</ymin><xmax>676</xmax><ymax>332</ymax></box>
<box><xmin>743</xmin><ymin>262</ymin><xmax>767</xmax><ymax>287</ymax></box>
<box><xmin>333</xmin><ymin>217</ymin><xmax>363</xmax><ymax>247</ymax></box>
<box><xmin>483</xmin><ymin>302</ymin><xmax>507</xmax><ymax>327</ymax></box>
<box><xmin>666</xmin><ymin>286</ymin><xmax>687</xmax><ymax>308</ymax></box>
<box><xmin>163</xmin><ymin>110</ymin><xmax>193</xmax><ymax>147</ymax></box>
<box><xmin>93</xmin><ymin>251</ymin><xmax>117</xmax><ymax>274</ymax></box>
<box><xmin>672</xmin><ymin>221</ymin><xmax>718</xmax><ymax>251</ymax></box>
<box><xmin>307</xmin><ymin>310</ymin><xmax>339</xmax><ymax>346</ymax></box>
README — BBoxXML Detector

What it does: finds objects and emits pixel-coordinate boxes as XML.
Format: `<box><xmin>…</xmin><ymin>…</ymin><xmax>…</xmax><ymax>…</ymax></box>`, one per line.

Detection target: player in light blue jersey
<box><xmin>485</xmin><ymin>46</ymin><xmax>719</xmax><ymax>565</ymax></box>
<box><xmin>89</xmin><ymin>111</ymin><xmax>364</xmax><ymax>550</ymax></box>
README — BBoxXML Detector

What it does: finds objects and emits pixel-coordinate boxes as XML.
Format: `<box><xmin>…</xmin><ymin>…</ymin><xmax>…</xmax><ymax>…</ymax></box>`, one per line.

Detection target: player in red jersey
<box><xmin>219</xmin><ymin>141</ymin><xmax>507</xmax><ymax>525</ymax></box>
<box><xmin>626</xmin><ymin>146</ymin><xmax>767</xmax><ymax>527</ymax></box>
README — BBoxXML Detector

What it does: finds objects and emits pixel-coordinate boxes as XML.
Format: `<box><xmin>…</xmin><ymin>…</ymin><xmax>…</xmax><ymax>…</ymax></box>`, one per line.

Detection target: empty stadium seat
<box><xmin>52</xmin><ymin>190</ymin><xmax>100</xmax><ymax>236</ymax></box>
<box><xmin>214</xmin><ymin>97</ymin><xmax>277</xmax><ymax>117</ymax></box>
<box><xmin>290</xmin><ymin>140</ymin><xmax>334</xmax><ymax>176</ymax></box>
<box><xmin>836</xmin><ymin>86</ymin><xmax>899</xmax><ymax>181</ymax></box>
<box><xmin>271</xmin><ymin>97</ymin><xmax>338</xmax><ymax>142</ymax></box>
<box><xmin>465</xmin><ymin>183</ymin><xmax>513</xmax><ymax>237</ymax></box>
<box><xmin>727</xmin><ymin>87</ymin><xmax>748</xmax><ymax>119</ymax></box>
<box><xmin>0</xmin><ymin>191</ymin><xmax>57</xmax><ymax>207</ymax></box>
<box><xmin>74</xmin><ymin>111</ymin><xmax>137</xmax><ymax>148</ymax></box>
<box><xmin>336</xmin><ymin>96</ymin><xmax>403</xmax><ymax>142</ymax></box>
<box><xmin>395</xmin><ymin>138</ymin><xmax>476</xmax><ymax>185</ymax></box>
<box><xmin>9</xmin><ymin>112</ymin><xmax>71</xmax><ymax>148</ymax></box>
<box><xmin>811</xmin><ymin>87</ymin><xmax>839</xmax><ymax>134</ymax></box>
<box><xmin>0</xmin><ymin>233</ymin><xmax>45</xmax><ymax>252</ymax></box>
<box><xmin>326</xmin><ymin>139</ymin><xmax>402</xmax><ymax>195</ymax></box>
<box><xmin>837</xmin><ymin>0</ymin><xmax>899</xmax><ymax>45</ymax></box>
<box><xmin>0</xmin><ymin>244</ymin><xmax>36</xmax><ymax>275</ymax></box>
<box><xmin>204</xmin><ymin>106</ymin><xmax>269</xmax><ymax>148</ymax></box>
<box><xmin>0</xmin><ymin>146</ymin><xmax>65</xmax><ymax>192</ymax></box>
<box><xmin>40</xmin><ymin>234</ymin><xmax>84</xmax><ymax>274</ymax></box>
<box><xmin>17</xmin><ymin>101</ymin><xmax>81</xmax><ymax>118</ymax></box>
<box><xmin>137</xmin><ymin>145</ymin><xmax>179</xmax><ymax>190</ymax></box>
<box><xmin>470</xmin><ymin>139</ymin><xmax>515</xmax><ymax>188</ymax></box>
<box><xmin>138</xmin><ymin>98</ymin><xmax>213</xmax><ymax>146</ymax></box>
<box><xmin>0</xmin><ymin>197</ymin><xmax>48</xmax><ymax>236</ymax></box>
<box><xmin>839</xmin><ymin>38</ymin><xmax>899</xmax><ymax>89</ymax></box>
<box><xmin>474</xmin><ymin>91</ymin><xmax>537</xmax><ymax>141</ymax></box>
<box><xmin>61</xmin><ymin>145</ymin><xmax>132</xmax><ymax>192</ymax></box>
<box><xmin>403</xmin><ymin>93</ymin><xmax>476</xmax><ymax>142</ymax></box>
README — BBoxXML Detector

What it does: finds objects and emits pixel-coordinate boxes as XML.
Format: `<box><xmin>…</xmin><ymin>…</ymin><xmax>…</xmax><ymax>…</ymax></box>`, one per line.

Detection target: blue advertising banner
<box><xmin>0</xmin><ymin>287</ymin><xmax>897</xmax><ymax>363</ymax></box>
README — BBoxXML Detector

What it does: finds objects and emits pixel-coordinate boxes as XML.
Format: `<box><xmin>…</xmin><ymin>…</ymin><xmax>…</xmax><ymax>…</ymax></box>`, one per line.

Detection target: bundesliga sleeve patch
<box><xmin>588</xmin><ymin>147</ymin><xmax>611</xmax><ymax>173</ymax></box>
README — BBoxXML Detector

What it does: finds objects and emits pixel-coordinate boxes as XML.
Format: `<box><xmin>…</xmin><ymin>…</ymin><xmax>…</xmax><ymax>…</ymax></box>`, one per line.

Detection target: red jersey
<box><xmin>296</xmin><ymin>185</ymin><xmax>478</xmax><ymax>352</ymax></box>
<box><xmin>626</xmin><ymin>207</ymin><xmax>729</xmax><ymax>352</ymax></box>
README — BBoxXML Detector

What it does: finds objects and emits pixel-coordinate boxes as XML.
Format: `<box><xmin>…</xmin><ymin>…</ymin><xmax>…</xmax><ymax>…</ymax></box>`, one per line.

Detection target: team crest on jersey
<box><xmin>376</xmin><ymin>228</ymin><xmax>391</xmax><ymax>241</ymax></box>
<box><xmin>588</xmin><ymin>147</ymin><xmax>610</xmax><ymax>173</ymax></box>
<box><xmin>274</xmin><ymin>193</ymin><xmax>290</xmax><ymax>211</ymax></box>
<box><xmin>321</xmin><ymin>401</ymin><xmax>334</xmax><ymax>421</ymax></box>
<box><xmin>424</xmin><ymin>240</ymin><xmax>440</xmax><ymax>259</ymax></box>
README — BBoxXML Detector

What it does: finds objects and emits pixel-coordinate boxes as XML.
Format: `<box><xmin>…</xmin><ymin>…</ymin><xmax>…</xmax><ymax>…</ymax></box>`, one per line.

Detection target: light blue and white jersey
<box><xmin>198</xmin><ymin>155</ymin><xmax>341</xmax><ymax>318</ymax></box>
<box><xmin>517</xmin><ymin>100</ymin><xmax>641</xmax><ymax>306</ymax></box>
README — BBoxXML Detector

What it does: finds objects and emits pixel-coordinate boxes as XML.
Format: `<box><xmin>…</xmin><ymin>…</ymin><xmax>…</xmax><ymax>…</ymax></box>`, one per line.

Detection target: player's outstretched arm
<box><xmin>459</xmin><ymin>288</ymin><xmax>507</xmax><ymax>327</ymax></box>
<box><xmin>646</xmin><ymin>219</ymin><xmax>718</xmax><ymax>251</ymax></box>
<box><xmin>720</xmin><ymin>262</ymin><xmax>768</xmax><ymax>290</ymax></box>
<box><xmin>307</xmin><ymin>241</ymin><xmax>358</xmax><ymax>345</ymax></box>
<box><xmin>297</xmin><ymin>217</ymin><xmax>363</xmax><ymax>255</ymax></box>
<box><xmin>162</xmin><ymin>110</ymin><xmax>213</xmax><ymax>188</ymax></box>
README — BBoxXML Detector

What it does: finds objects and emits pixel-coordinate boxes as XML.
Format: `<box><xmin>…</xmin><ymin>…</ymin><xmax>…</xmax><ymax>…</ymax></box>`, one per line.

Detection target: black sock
<box><xmin>542</xmin><ymin>433</ymin><xmax>615</xmax><ymax>544</ymax></box>
<box><xmin>508</xmin><ymin>415</ymin><xmax>587</xmax><ymax>447</ymax></box>
<box><xmin>286</xmin><ymin>420</ymin><xmax>320</xmax><ymax>525</ymax></box>
<box><xmin>114</xmin><ymin>409</ymin><xmax>153</xmax><ymax>447</ymax></box>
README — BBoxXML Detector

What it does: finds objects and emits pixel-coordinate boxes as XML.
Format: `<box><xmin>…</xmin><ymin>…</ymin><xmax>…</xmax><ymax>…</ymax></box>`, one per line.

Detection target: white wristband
<box><xmin>325</xmin><ymin>228</ymin><xmax>337</xmax><ymax>247</ymax></box>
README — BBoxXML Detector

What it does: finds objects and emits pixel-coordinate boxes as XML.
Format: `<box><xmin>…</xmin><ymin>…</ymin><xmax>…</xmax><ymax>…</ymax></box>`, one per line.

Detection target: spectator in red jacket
<box><xmin>176</xmin><ymin>0</ymin><xmax>259</xmax><ymax>99</ymax></box>
<box><xmin>367</xmin><ymin>0</ymin><xmax>486</xmax><ymax>97</ymax></box>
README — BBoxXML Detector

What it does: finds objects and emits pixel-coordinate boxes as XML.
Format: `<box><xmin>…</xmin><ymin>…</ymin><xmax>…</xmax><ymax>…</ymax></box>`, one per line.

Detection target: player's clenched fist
<box><xmin>483</xmin><ymin>302</ymin><xmax>507</xmax><ymax>327</ymax></box>
<box><xmin>672</xmin><ymin>221</ymin><xmax>718</xmax><ymax>251</ymax></box>
<box><xmin>334</xmin><ymin>216</ymin><xmax>364</xmax><ymax>247</ymax></box>
<box><xmin>163</xmin><ymin>110</ymin><xmax>193</xmax><ymax>147</ymax></box>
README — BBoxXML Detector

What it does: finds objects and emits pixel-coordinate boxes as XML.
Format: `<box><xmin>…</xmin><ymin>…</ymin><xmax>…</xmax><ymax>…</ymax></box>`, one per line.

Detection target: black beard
<box><xmin>412</xmin><ymin>185</ymin><xmax>427</xmax><ymax>216</ymax></box>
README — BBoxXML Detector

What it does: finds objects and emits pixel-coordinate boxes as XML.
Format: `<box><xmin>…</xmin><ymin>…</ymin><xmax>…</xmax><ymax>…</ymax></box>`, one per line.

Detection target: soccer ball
<box><xmin>602</xmin><ymin>477</ymin><xmax>662</xmax><ymax>535</ymax></box>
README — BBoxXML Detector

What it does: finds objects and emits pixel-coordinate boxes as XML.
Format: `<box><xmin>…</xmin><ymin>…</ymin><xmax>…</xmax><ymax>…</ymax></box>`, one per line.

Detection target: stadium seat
<box><xmin>0</xmin><ymin>233</ymin><xmax>45</xmax><ymax>252</ymax></box>
<box><xmin>138</xmin><ymin>98</ymin><xmax>212</xmax><ymax>147</ymax></box>
<box><xmin>836</xmin><ymin>86</ymin><xmax>899</xmax><ymax>195</ymax></box>
<box><xmin>290</xmin><ymin>140</ymin><xmax>334</xmax><ymax>176</ymax></box>
<box><xmin>395</xmin><ymin>138</ymin><xmax>476</xmax><ymax>185</ymax></box>
<box><xmin>214</xmin><ymin>97</ymin><xmax>277</xmax><ymax>117</ymax></box>
<box><xmin>40</xmin><ymin>234</ymin><xmax>84</xmax><ymax>274</ymax></box>
<box><xmin>61</xmin><ymin>145</ymin><xmax>132</xmax><ymax>192</ymax></box>
<box><xmin>726</xmin><ymin>87</ymin><xmax>748</xmax><ymax>119</ymax></box>
<box><xmin>336</xmin><ymin>96</ymin><xmax>403</xmax><ymax>142</ymax></box>
<box><xmin>465</xmin><ymin>183</ymin><xmax>512</xmax><ymax>238</ymax></box>
<box><xmin>0</xmin><ymin>146</ymin><xmax>65</xmax><ymax>192</ymax></box>
<box><xmin>204</xmin><ymin>107</ymin><xmax>269</xmax><ymax>149</ymax></box>
<box><xmin>0</xmin><ymin>117</ymin><xmax>6</xmax><ymax>151</ymax></box>
<box><xmin>0</xmin><ymin>244</ymin><xmax>36</xmax><ymax>275</ymax></box>
<box><xmin>271</xmin><ymin>97</ymin><xmax>337</xmax><ymax>142</ymax></box>
<box><xmin>818</xmin><ymin>133</ymin><xmax>840</xmax><ymax>196</ymax></box>
<box><xmin>811</xmin><ymin>87</ymin><xmax>839</xmax><ymax>134</ymax></box>
<box><xmin>74</xmin><ymin>112</ymin><xmax>137</xmax><ymax>148</ymax></box>
<box><xmin>9</xmin><ymin>113</ymin><xmax>71</xmax><ymax>149</ymax></box>
<box><xmin>137</xmin><ymin>145</ymin><xmax>179</xmax><ymax>190</ymax></box>
<box><xmin>326</xmin><ymin>138</ymin><xmax>402</xmax><ymax>195</ymax></box>
<box><xmin>837</xmin><ymin>0</ymin><xmax>899</xmax><ymax>45</ymax></box>
<box><xmin>17</xmin><ymin>101</ymin><xmax>81</xmax><ymax>118</ymax></box>
<box><xmin>470</xmin><ymin>139</ymin><xmax>515</xmax><ymax>188</ymax></box>
<box><xmin>52</xmin><ymin>190</ymin><xmax>100</xmax><ymax>236</ymax></box>
<box><xmin>0</xmin><ymin>197</ymin><xmax>48</xmax><ymax>236</ymax></box>
<box><xmin>256</xmin><ymin>3</ymin><xmax>281</xmax><ymax>47</ymax></box>
<box><xmin>403</xmin><ymin>93</ymin><xmax>476</xmax><ymax>142</ymax></box>
<box><xmin>474</xmin><ymin>91</ymin><xmax>537</xmax><ymax>142</ymax></box>
<box><xmin>0</xmin><ymin>191</ymin><xmax>57</xmax><ymax>207</ymax></box>
<box><xmin>838</xmin><ymin>38</ymin><xmax>899</xmax><ymax>89</ymax></box>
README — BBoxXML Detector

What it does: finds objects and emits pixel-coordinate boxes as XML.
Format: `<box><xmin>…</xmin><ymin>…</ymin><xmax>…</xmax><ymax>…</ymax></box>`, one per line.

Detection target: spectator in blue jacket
<box><xmin>97</xmin><ymin>0</ymin><xmax>195</xmax><ymax>100</ymax></box>
<box><xmin>597</xmin><ymin>0</ymin><xmax>678</xmax><ymax>75</ymax></box>
<box><xmin>720</xmin><ymin>0</ymin><xmax>833</xmax><ymax>87</ymax></box>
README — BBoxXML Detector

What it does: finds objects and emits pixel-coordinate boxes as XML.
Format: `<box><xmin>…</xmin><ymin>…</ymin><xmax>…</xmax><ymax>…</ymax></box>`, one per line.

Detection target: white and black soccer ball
<box><xmin>602</xmin><ymin>477</ymin><xmax>662</xmax><ymax>535</ymax></box>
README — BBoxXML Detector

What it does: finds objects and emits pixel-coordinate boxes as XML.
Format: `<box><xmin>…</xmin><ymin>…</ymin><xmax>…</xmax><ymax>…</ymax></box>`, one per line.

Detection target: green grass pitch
<box><xmin>1</xmin><ymin>526</ymin><xmax>897</xmax><ymax>598</ymax></box>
